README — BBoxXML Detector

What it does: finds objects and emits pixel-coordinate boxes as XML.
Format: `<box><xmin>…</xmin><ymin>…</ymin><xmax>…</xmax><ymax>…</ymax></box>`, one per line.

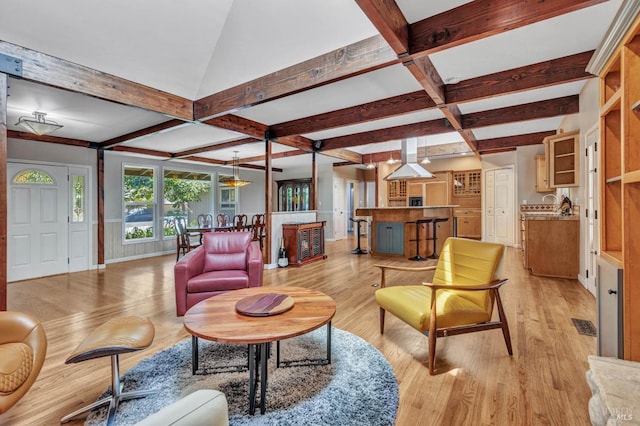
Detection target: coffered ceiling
<box><xmin>0</xmin><ymin>0</ymin><xmax>624</xmax><ymax>172</ymax></box>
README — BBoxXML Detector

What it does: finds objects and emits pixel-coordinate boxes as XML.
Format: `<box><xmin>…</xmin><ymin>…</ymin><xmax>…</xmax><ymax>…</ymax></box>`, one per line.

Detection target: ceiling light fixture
<box><xmin>366</xmin><ymin>145</ymin><xmax>376</xmax><ymax>169</ymax></box>
<box><xmin>386</xmin><ymin>153</ymin><xmax>398</xmax><ymax>165</ymax></box>
<box><xmin>420</xmin><ymin>136</ymin><xmax>431</xmax><ymax>165</ymax></box>
<box><xmin>219</xmin><ymin>151</ymin><xmax>252</xmax><ymax>187</ymax></box>
<box><xmin>15</xmin><ymin>111</ymin><xmax>63</xmax><ymax>136</ymax></box>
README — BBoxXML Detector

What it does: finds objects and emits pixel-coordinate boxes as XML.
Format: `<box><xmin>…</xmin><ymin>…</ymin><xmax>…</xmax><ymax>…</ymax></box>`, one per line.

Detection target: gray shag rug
<box><xmin>85</xmin><ymin>327</ymin><xmax>398</xmax><ymax>425</ymax></box>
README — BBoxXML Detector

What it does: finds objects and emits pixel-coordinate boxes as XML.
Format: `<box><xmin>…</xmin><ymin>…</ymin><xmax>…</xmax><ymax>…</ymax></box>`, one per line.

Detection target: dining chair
<box><xmin>251</xmin><ymin>214</ymin><xmax>266</xmax><ymax>251</ymax></box>
<box><xmin>217</xmin><ymin>213</ymin><xmax>230</xmax><ymax>227</ymax></box>
<box><xmin>197</xmin><ymin>213</ymin><xmax>213</xmax><ymax>228</ymax></box>
<box><xmin>233</xmin><ymin>214</ymin><xmax>248</xmax><ymax>231</ymax></box>
<box><xmin>175</xmin><ymin>217</ymin><xmax>201</xmax><ymax>261</ymax></box>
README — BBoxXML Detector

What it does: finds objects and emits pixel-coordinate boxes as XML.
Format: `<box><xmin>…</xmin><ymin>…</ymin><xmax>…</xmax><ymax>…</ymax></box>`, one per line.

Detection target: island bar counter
<box><xmin>355</xmin><ymin>206</ymin><xmax>457</xmax><ymax>257</ymax></box>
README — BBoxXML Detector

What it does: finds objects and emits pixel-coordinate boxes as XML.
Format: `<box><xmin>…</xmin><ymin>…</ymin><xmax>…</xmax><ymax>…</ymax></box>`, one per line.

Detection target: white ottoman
<box><xmin>135</xmin><ymin>390</ymin><xmax>229</xmax><ymax>426</ymax></box>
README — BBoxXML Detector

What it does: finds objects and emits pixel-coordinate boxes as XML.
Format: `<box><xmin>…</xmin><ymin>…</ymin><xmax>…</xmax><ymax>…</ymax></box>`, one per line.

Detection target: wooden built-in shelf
<box><xmin>623</xmin><ymin>170</ymin><xmax>640</xmax><ymax>184</ymax></box>
<box><xmin>606</xmin><ymin>176</ymin><xmax>622</xmax><ymax>184</ymax></box>
<box><xmin>600</xmin><ymin>90</ymin><xmax>621</xmax><ymax>115</ymax></box>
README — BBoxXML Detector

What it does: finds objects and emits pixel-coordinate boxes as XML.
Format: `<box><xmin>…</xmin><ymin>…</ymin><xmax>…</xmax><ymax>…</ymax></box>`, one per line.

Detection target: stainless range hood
<box><xmin>384</xmin><ymin>138</ymin><xmax>434</xmax><ymax>180</ymax></box>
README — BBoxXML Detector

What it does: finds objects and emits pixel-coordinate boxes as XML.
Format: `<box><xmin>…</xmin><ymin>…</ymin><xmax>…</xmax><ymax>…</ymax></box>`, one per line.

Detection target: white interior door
<box><xmin>484</xmin><ymin>170</ymin><xmax>496</xmax><ymax>241</ymax></box>
<box><xmin>8</xmin><ymin>163</ymin><xmax>69</xmax><ymax>281</ymax></box>
<box><xmin>586</xmin><ymin>125</ymin><xmax>599</xmax><ymax>297</ymax></box>
<box><xmin>494</xmin><ymin>167</ymin><xmax>515</xmax><ymax>246</ymax></box>
<box><xmin>333</xmin><ymin>177</ymin><xmax>346</xmax><ymax>240</ymax></box>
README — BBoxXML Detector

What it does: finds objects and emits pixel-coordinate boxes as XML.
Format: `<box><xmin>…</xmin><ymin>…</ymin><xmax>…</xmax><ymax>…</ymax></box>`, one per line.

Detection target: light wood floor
<box><xmin>2</xmin><ymin>237</ymin><xmax>597</xmax><ymax>426</ymax></box>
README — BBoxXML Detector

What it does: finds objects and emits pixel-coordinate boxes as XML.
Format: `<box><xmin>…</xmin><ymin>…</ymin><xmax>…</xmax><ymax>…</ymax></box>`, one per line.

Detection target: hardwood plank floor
<box><xmin>1</xmin><ymin>237</ymin><xmax>597</xmax><ymax>425</ymax></box>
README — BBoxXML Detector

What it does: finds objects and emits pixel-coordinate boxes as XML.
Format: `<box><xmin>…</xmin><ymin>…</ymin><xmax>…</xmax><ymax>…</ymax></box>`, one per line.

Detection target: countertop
<box><xmin>521</xmin><ymin>212</ymin><xmax>579</xmax><ymax>221</ymax></box>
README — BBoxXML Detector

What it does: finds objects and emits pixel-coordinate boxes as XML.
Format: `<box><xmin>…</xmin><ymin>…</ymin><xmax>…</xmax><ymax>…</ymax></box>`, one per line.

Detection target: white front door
<box><xmin>494</xmin><ymin>167</ymin><xmax>515</xmax><ymax>246</ymax></box>
<box><xmin>333</xmin><ymin>177</ymin><xmax>346</xmax><ymax>240</ymax></box>
<box><xmin>586</xmin><ymin>125</ymin><xmax>599</xmax><ymax>297</ymax></box>
<box><xmin>8</xmin><ymin>163</ymin><xmax>69</xmax><ymax>281</ymax></box>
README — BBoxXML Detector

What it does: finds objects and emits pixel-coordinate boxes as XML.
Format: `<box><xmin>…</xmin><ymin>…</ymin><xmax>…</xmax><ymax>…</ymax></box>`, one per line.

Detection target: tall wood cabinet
<box><xmin>591</xmin><ymin>7</ymin><xmax>640</xmax><ymax>361</ymax></box>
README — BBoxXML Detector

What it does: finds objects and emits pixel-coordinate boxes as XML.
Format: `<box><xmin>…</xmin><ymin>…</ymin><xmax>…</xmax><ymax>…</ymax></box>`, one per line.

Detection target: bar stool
<box><xmin>408</xmin><ymin>218</ymin><xmax>432</xmax><ymax>261</ymax></box>
<box><xmin>429</xmin><ymin>218</ymin><xmax>449</xmax><ymax>259</ymax></box>
<box><xmin>349</xmin><ymin>217</ymin><xmax>367</xmax><ymax>255</ymax></box>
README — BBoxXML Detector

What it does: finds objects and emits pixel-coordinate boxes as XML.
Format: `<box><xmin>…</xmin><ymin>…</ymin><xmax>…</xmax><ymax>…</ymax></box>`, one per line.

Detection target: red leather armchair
<box><xmin>174</xmin><ymin>231</ymin><xmax>263</xmax><ymax>316</ymax></box>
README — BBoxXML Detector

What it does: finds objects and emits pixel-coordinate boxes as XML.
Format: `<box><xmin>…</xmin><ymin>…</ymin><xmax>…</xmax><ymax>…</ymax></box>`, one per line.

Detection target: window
<box><xmin>219</xmin><ymin>187</ymin><xmax>237</xmax><ymax>218</ymax></box>
<box><xmin>163</xmin><ymin>169</ymin><xmax>212</xmax><ymax>237</ymax></box>
<box><xmin>13</xmin><ymin>169</ymin><xmax>54</xmax><ymax>184</ymax></box>
<box><xmin>71</xmin><ymin>175</ymin><xmax>85</xmax><ymax>222</ymax></box>
<box><xmin>123</xmin><ymin>165</ymin><xmax>156</xmax><ymax>241</ymax></box>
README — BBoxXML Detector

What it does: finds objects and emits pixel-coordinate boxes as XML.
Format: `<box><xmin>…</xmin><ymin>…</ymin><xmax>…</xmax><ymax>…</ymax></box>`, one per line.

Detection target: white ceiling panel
<box><xmin>430</xmin><ymin>1</ymin><xmax>623</xmax><ymax>83</ymax></box>
<box><xmin>235</xmin><ymin>64</ymin><xmax>422</xmax><ymax>125</ymax></box>
<box><xmin>395</xmin><ymin>0</ymin><xmax>473</xmax><ymax>24</ymax></box>
<box><xmin>6</xmin><ymin>78</ymin><xmax>169</xmax><ymax>142</ymax></box>
<box><xmin>473</xmin><ymin>117</ymin><xmax>566</xmax><ymax>140</ymax></box>
<box><xmin>125</xmin><ymin>123</ymin><xmax>243</xmax><ymax>153</ymax></box>
<box><xmin>196</xmin><ymin>0</ymin><xmax>379</xmax><ymax>98</ymax></box>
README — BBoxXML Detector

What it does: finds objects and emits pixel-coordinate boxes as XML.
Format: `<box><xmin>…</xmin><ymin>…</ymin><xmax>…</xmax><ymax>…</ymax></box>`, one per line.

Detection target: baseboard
<box><xmin>106</xmin><ymin>250</ymin><xmax>174</xmax><ymax>264</ymax></box>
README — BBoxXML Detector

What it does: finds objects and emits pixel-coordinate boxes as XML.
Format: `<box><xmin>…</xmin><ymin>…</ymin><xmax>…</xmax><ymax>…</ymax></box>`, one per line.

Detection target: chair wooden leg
<box><xmin>494</xmin><ymin>290</ymin><xmax>513</xmax><ymax>355</ymax></box>
<box><xmin>379</xmin><ymin>308</ymin><xmax>385</xmax><ymax>334</ymax></box>
<box><xmin>428</xmin><ymin>294</ymin><xmax>437</xmax><ymax>375</ymax></box>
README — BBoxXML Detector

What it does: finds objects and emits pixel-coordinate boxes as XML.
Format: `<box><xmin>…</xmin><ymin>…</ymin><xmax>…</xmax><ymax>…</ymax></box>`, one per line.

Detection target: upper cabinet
<box><xmin>535</xmin><ymin>155</ymin><xmax>554</xmax><ymax>193</ymax></box>
<box><xmin>452</xmin><ymin>170</ymin><xmax>481</xmax><ymax>197</ymax></box>
<box><xmin>387</xmin><ymin>180</ymin><xmax>407</xmax><ymax>207</ymax></box>
<box><xmin>544</xmin><ymin>130</ymin><xmax>580</xmax><ymax>188</ymax></box>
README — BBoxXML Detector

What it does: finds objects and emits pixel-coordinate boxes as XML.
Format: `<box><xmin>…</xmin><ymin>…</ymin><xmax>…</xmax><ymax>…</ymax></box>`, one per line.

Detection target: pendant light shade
<box><xmin>15</xmin><ymin>111</ymin><xmax>63</xmax><ymax>136</ymax></box>
<box><xmin>219</xmin><ymin>151</ymin><xmax>252</xmax><ymax>187</ymax></box>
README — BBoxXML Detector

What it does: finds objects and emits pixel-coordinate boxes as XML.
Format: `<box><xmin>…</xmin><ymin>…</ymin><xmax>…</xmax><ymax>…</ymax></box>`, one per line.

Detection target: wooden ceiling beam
<box><xmin>321</xmin><ymin>148</ymin><xmax>364</xmax><ymax>164</ymax></box>
<box><xmin>111</xmin><ymin>146</ymin><xmax>172</xmax><ymax>158</ymax></box>
<box><xmin>462</xmin><ymin>95</ymin><xmax>580</xmax><ymax>129</ymax></box>
<box><xmin>235</xmin><ymin>149</ymin><xmax>307</xmax><ymax>164</ymax></box>
<box><xmin>185</xmin><ymin>155</ymin><xmax>284</xmax><ymax>172</ymax></box>
<box><xmin>408</xmin><ymin>0</ymin><xmax>607</xmax><ymax>55</ymax></box>
<box><xmin>271</xmin><ymin>91</ymin><xmax>435</xmax><ymax>137</ymax></box>
<box><xmin>322</xmin><ymin>119</ymin><xmax>451</xmax><ymax>150</ymax></box>
<box><xmin>476</xmin><ymin>131</ymin><xmax>556</xmax><ymax>153</ymax></box>
<box><xmin>203</xmin><ymin>114</ymin><xmax>267</xmax><ymax>139</ymax></box>
<box><xmin>99</xmin><ymin>119</ymin><xmax>187</xmax><ymax>148</ymax></box>
<box><xmin>172</xmin><ymin>137</ymin><xmax>258</xmax><ymax>158</ymax></box>
<box><xmin>193</xmin><ymin>35</ymin><xmax>398</xmax><ymax>119</ymax></box>
<box><xmin>7</xmin><ymin>130</ymin><xmax>91</xmax><ymax>148</ymax></box>
<box><xmin>355</xmin><ymin>0</ymin><xmax>410</xmax><ymax>56</ymax></box>
<box><xmin>0</xmin><ymin>41</ymin><xmax>193</xmax><ymax>120</ymax></box>
<box><xmin>446</xmin><ymin>51</ymin><xmax>594</xmax><ymax>104</ymax></box>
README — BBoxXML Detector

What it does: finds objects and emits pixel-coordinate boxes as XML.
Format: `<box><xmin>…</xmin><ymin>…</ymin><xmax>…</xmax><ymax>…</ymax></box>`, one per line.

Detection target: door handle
<box><xmin>608</xmin><ymin>289</ymin><xmax>617</xmax><ymax>295</ymax></box>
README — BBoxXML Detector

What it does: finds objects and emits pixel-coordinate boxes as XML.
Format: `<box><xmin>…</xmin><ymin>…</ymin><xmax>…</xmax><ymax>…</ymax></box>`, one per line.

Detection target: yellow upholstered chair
<box><xmin>0</xmin><ymin>311</ymin><xmax>47</xmax><ymax>414</ymax></box>
<box><xmin>375</xmin><ymin>237</ymin><xmax>512</xmax><ymax>375</ymax></box>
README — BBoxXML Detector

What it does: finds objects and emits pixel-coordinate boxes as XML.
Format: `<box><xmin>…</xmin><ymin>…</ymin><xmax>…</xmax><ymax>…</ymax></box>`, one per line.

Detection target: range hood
<box><xmin>384</xmin><ymin>138</ymin><xmax>434</xmax><ymax>180</ymax></box>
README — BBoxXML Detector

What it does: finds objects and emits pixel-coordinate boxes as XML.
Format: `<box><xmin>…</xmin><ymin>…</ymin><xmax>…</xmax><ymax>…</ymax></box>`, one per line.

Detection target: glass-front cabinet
<box><xmin>277</xmin><ymin>178</ymin><xmax>312</xmax><ymax>211</ymax></box>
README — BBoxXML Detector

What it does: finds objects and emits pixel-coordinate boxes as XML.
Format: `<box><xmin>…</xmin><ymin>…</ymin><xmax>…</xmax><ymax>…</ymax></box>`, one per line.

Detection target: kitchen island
<box><xmin>355</xmin><ymin>206</ymin><xmax>457</xmax><ymax>258</ymax></box>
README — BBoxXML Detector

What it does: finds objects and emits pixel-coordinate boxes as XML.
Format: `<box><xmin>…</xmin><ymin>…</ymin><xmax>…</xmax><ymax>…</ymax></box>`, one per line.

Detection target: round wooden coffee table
<box><xmin>183</xmin><ymin>286</ymin><xmax>336</xmax><ymax>415</ymax></box>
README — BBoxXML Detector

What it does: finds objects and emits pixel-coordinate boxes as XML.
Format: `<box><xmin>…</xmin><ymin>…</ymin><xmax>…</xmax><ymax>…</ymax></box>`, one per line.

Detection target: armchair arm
<box><xmin>174</xmin><ymin>247</ymin><xmax>205</xmax><ymax>316</ymax></box>
<box><xmin>375</xmin><ymin>263</ymin><xmax>437</xmax><ymax>288</ymax></box>
<box><xmin>247</xmin><ymin>241</ymin><xmax>263</xmax><ymax>288</ymax></box>
<box><xmin>421</xmin><ymin>278</ymin><xmax>509</xmax><ymax>292</ymax></box>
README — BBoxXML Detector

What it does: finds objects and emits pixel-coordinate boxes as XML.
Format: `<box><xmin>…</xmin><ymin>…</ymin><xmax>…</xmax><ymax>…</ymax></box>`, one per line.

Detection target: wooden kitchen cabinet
<box><xmin>387</xmin><ymin>180</ymin><xmax>407</xmax><ymax>207</ymax></box>
<box><xmin>404</xmin><ymin>172</ymin><xmax>451</xmax><ymax>206</ymax></box>
<box><xmin>454</xmin><ymin>208</ymin><xmax>481</xmax><ymax>239</ymax></box>
<box><xmin>544</xmin><ymin>130</ymin><xmax>580</xmax><ymax>188</ymax></box>
<box><xmin>452</xmin><ymin>170</ymin><xmax>481</xmax><ymax>196</ymax></box>
<box><xmin>523</xmin><ymin>217</ymin><xmax>579</xmax><ymax>278</ymax></box>
<box><xmin>535</xmin><ymin>154</ymin><xmax>554</xmax><ymax>193</ymax></box>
